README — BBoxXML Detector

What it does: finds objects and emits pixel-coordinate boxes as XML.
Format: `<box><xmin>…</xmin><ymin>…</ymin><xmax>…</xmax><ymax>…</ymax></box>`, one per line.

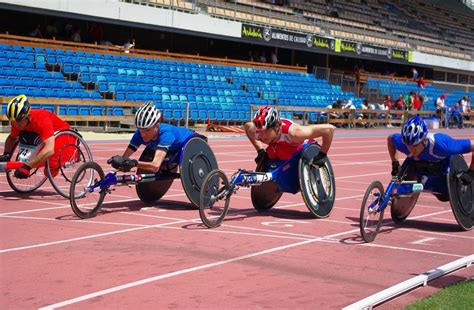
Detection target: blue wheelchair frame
<box><xmin>359</xmin><ymin>156</ymin><xmax>466</xmax><ymax>242</ymax></box>
<box><xmin>70</xmin><ymin>134</ymin><xmax>217</xmax><ymax>219</ymax></box>
<box><xmin>199</xmin><ymin>142</ymin><xmax>336</xmax><ymax>228</ymax></box>
<box><xmin>230</xmin><ymin>144</ymin><xmax>310</xmax><ymax>194</ymax></box>
<box><xmin>366</xmin><ymin>157</ymin><xmax>450</xmax><ymax>215</ymax></box>
<box><xmin>87</xmin><ymin>135</ymin><xmax>198</xmax><ymax>193</ymax></box>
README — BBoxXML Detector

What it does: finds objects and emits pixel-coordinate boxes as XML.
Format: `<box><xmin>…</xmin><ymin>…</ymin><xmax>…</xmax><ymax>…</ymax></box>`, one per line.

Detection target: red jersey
<box><xmin>260</xmin><ymin>119</ymin><xmax>311</xmax><ymax>161</ymax></box>
<box><xmin>10</xmin><ymin>109</ymin><xmax>70</xmax><ymax>141</ymax></box>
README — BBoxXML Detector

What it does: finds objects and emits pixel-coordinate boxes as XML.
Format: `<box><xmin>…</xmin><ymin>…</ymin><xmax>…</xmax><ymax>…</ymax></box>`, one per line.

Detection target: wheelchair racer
<box><xmin>0</xmin><ymin>95</ymin><xmax>74</xmax><ymax>179</ymax></box>
<box><xmin>244</xmin><ymin>105</ymin><xmax>335</xmax><ymax>166</ymax></box>
<box><xmin>388</xmin><ymin>116</ymin><xmax>474</xmax><ymax>185</ymax></box>
<box><xmin>108</xmin><ymin>102</ymin><xmax>195</xmax><ymax>173</ymax></box>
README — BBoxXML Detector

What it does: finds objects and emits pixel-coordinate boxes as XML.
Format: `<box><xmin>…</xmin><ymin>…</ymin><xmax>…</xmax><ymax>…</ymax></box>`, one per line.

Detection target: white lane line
<box><xmin>0</xmin><ymin>219</ymin><xmax>188</xmax><ymax>254</ymax></box>
<box><xmin>36</xmin><ymin>228</ymin><xmax>361</xmax><ymax>310</ymax></box>
<box><xmin>362</xmin><ymin>243</ymin><xmax>462</xmax><ymax>258</ymax></box>
<box><xmin>0</xmin><ymin>215</ymin><xmax>148</xmax><ymax>227</ymax></box>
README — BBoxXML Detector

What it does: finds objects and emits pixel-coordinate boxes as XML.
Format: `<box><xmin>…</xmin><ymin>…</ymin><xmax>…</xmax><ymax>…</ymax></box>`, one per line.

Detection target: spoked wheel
<box><xmin>70</xmin><ymin>162</ymin><xmax>106</xmax><ymax>219</ymax></box>
<box><xmin>6</xmin><ymin>143</ymin><xmax>47</xmax><ymax>194</ymax></box>
<box><xmin>360</xmin><ymin>181</ymin><xmax>385</xmax><ymax>243</ymax></box>
<box><xmin>47</xmin><ymin>131</ymin><xmax>93</xmax><ymax>199</ymax></box>
<box><xmin>199</xmin><ymin>169</ymin><xmax>232</xmax><ymax>228</ymax></box>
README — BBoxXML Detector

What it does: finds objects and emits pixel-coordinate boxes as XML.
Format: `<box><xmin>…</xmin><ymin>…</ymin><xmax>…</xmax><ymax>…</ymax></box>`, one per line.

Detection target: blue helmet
<box><xmin>401</xmin><ymin>116</ymin><xmax>428</xmax><ymax>146</ymax></box>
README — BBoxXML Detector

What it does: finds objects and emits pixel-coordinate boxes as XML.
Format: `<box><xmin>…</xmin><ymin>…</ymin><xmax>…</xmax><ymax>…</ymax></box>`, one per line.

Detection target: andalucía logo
<box><xmin>242</xmin><ymin>25</ymin><xmax>263</xmax><ymax>39</ymax></box>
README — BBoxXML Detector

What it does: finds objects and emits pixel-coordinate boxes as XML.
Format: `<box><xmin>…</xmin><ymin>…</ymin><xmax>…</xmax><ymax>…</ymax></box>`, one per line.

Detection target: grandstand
<box><xmin>0</xmin><ymin>0</ymin><xmax>472</xmax><ymax>130</ymax></box>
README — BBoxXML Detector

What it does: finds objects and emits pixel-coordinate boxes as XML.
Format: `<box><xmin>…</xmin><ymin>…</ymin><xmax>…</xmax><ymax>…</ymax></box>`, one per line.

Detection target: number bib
<box><xmin>18</xmin><ymin>144</ymin><xmax>38</xmax><ymax>162</ymax></box>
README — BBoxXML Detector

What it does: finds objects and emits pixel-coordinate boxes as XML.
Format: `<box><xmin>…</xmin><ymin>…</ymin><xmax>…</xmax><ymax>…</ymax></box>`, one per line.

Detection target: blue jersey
<box><xmin>129</xmin><ymin>124</ymin><xmax>195</xmax><ymax>154</ymax></box>
<box><xmin>392</xmin><ymin>133</ymin><xmax>471</xmax><ymax>161</ymax></box>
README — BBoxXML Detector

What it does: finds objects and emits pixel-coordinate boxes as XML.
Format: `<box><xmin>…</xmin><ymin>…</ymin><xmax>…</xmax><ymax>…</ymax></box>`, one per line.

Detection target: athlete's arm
<box><xmin>136</xmin><ymin>149</ymin><xmax>167</xmax><ymax>173</ymax></box>
<box><xmin>243</xmin><ymin>121</ymin><xmax>266</xmax><ymax>151</ymax></box>
<box><xmin>288</xmin><ymin>124</ymin><xmax>335</xmax><ymax>154</ymax></box>
<box><xmin>2</xmin><ymin>134</ymin><xmax>18</xmax><ymax>155</ymax></box>
<box><xmin>27</xmin><ymin>136</ymin><xmax>55</xmax><ymax>168</ymax></box>
<box><xmin>122</xmin><ymin>147</ymin><xmax>135</xmax><ymax>158</ymax></box>
<box><xmin>387</xmin><ymin>134</ymin><xmax>399</xmax><ymax>162</ymax></box>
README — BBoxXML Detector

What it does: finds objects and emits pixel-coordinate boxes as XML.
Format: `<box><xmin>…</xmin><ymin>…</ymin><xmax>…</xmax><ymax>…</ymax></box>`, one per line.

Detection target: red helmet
<box><xmin>253</xmin><ymin>105</ymin><xmax>280</xmax><ymax>130</ymax></box>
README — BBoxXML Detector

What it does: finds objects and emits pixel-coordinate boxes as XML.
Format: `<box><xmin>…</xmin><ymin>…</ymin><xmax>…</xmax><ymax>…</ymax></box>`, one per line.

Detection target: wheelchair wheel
<box><xmin>359</xmin><ymin>181</ymin><xmax>385</xmax><ymax>243</ymax></box>
<box><xmin>251</xmin><ymin>159</ymin><xmax>282</xmax><ymax>212</ymax></box>
<box><xmin>46</xmin><ymin>130</ymin><xmax>93</xmax><ymax>199</ymax></box>
<box><xmin>70</xmin><ymin>162</ymin><xmax>106</xmax><ymax>219</ymax></box>
<box><xmin>199</xmin><ymin>169</ymin><xmax>231</xmax><ymax>228</ymax></box>
<box><xmin>6</xmin><ymin>143</ymin><xmax>47</xmax><ymax>194</ymax></box>
<box><xmin>299</xmin><ymin>158</ymin><xmax>336</xmax><ymax>218</ymax></box>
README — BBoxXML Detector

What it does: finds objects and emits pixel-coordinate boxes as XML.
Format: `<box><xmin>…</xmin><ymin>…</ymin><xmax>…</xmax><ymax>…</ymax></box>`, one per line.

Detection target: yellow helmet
<box><xmin>7</xmin><ymin>94</ymin><xmax>31</xmax><ymax>122</ymax></box>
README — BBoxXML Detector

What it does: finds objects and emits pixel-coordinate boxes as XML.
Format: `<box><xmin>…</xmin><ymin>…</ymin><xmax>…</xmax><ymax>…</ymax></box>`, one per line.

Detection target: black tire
<box><xmin>251</xmin><ymin>159</ymin><xmax>282</xmax><ymax>212</ymax></box>
<box><xmin>199</xmin><ymin>169</ymin><xmax>231</xmax><ymax>228</ymax></box>
<box><xmin>6</xmin><ymin>143</ymin><xmax>47</xmax><ymax>193</ymax></box>
<box><xmin>70</xmin><ymin>162</ymin><xmax>106</xmax><ymax>219</ymax></box>
<box><xmin>360</xmin><ymin>181</ymin><xmax>385</xmax><ymax>243</ymax></box>
<box><xmin>47</xmin><ymin>131</ymin><xmax>93</xmax><ymax>199</ymax></box>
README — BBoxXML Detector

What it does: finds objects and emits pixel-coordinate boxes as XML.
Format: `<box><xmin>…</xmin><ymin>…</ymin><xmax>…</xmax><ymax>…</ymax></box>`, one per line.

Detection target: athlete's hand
<box><xmin>312</xmin><ymin>151</ymin><xmax>327</xmax><ymax>167</ymax></box>
<box><xmin>254</xmin><ymin>149</ymin><xmax>267</xmax><ymax>164</ymax></box>
<box><xmin>108</xmin><ymin>155</ymin><xmax>125</xmax><ymax>170</ymax></box>
<box><xmin>460</xmin><ymin>169</ymin><xmax>474</xmax><ymax>185</ymax></box>
<box><xmin>0</xmin><ymin>152</ymin><xmax>12</xmax><ymax>162</ymax></box>
<box><xmin>391</xmin><ymin>161</ymin><xmax>400</xmax><ymax>177</ymax></box>
<box><xmin>107</xmin><ymin>156</ymin><xmax>137</xmax><ymax>172</ymax></box>
<box><xmin>14</xmin><ymin>163</ymin><xmax>31</xmax><ymax>179</ymax></box>
<box><xmin>120</xmin><ymin>158</ymin><xmax>138</xmax><ymax>172</ymax></box>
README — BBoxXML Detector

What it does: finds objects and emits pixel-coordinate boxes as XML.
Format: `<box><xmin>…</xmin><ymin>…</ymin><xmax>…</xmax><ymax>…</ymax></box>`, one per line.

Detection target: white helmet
<box><xmin>135</xmin><ymin>102</ymin><xmax>161</xmax><ymax>129</ymax></box>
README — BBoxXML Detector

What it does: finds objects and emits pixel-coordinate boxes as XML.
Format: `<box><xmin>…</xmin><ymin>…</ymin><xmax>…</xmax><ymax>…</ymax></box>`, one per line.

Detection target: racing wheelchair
<box><xmin>4</xmin><ymin>129</ymin><xmax>92</xmax><ymax>199</ymax></box>
<box><xmin>69</xmin><ymin>135</ymin><xmax>218</xmax><ymax>219</ymax></box>
<box><xmin>199</xmin><ymin>142</ymin><xmax>336</xmax><ymax>228</ymax></box>
<box><xmin>359</xmin><ymin>155</ymin><xmax>473</xmax><ymax>242</ymax></box>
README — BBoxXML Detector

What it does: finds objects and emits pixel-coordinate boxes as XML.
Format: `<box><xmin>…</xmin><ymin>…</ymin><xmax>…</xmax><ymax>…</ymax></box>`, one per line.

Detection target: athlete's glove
<box><xmin>0</xmin><ymin>152</ymin><xmax>12</xmax><ymax>162</ymax></box>
<box><xmin>254</xmin><ymin>149</ymin><xmax>267</xmax><ymax>164</ymax></box>
<box><xmin>107</xmin><ymin>156</ymin><xmax>138</xmax><ymax>172</ymax></box>
<box><xmin>312</xmin><ymin>151</ymin><xmax>327</xmax><ymax>167</ymax></box>
<box><xmin>14</xmin><ymin>163</ymin><xmax>31</xmax><ymax>179</ymax></box>
<box><xmin>391</xmin><ymin>161</ymin><xmax>400</xmax><ymax>177</ymax></box>
<box><xmin>460</xmin><ymin>169</ymin><xmax>474</xmax><ymax>185</ymax></box>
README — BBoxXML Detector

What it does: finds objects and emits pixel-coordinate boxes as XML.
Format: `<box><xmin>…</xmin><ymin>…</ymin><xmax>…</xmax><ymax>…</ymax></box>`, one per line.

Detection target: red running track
<box><xmin>0</xmin><ymin>128</ymin><xmax>473</xmax><ymax>309</ymax></box>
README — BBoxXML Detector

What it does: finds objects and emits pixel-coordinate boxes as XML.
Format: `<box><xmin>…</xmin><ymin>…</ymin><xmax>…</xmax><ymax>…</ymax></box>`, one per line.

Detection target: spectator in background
<box><xmin>28</xmin><ymin>24</ymin><xmax>43</xmax><ymax>38</ymax></box>
<box><xmin>406</xmin><ymin>92</ymin><xmax>415</xmax><ymax>110</ymax></box>
<box><xmin>411</xmin><ymin>68</ymin><xmax>419</xmax><ymax>81</ymax></box>
<box><xmin>62</xmin><ymin>22</ymin><xmax>73</xmax><ymax>40</ymax></box>
<box><xmin>436</xmin><ymin>94</ymin><xmax>447</xmax><ymax>126</ymax></box>
<box><xmin>71</xmin><ymin>27</ymin><xmax>81</xmax><ymax>42</ymax></box>
<box><xmin>383</xmin><ymin>95</ymin><xmax>393</xmax><ymax>110</ymax></box>
<box><xmin>417</xmin><ymin>76</ymin><xmax>426</xmax><ymax>89</ymax></box>
<box><xmin>270</xmin><ymin>50</ymin><xmax>278</xmax><ymax>64</ymax></box>
<box><xmin>413</xmin><ymin>91</ymin><xmax>421</xmax><ymax>110</ymax></box>
<box><xmin>450</xmin><ymin>101</ymin><xmax>464</xmax><ymax>129</ymax></box>
<box><xmin>395</xmin><ymin>94</ymin><xmax>406</xmax><ymax>110</ymax></box>
<box><xmin>45</xmin><ymin>20</ymin><xmax>58</xmax><ymax>39</ymax></box>
<box><xmin>116</xmin><ymin>38</ymin><xmax>135</xmax><ymax>53</ymax></box>
<box><xmin>88</xmin><ymin>22</ymin><xmax>104</xmax><ymax>44</ymax></box>
<box><xmin>324</xmin><ymin>99</ymin><xmax>343</xmax><ymax>122</ymax></box>
<box><xmin>378</xmin><ymin>99</ymin><xmax>393</xmax><ymax>128</ymax></box>
<box><xmin>436</xmin><ymin>94</ymin><xmax>446</xmax><ymax>113</ymax></box>
<box><xmin>460</xmin><ymin>96</ymin><xmax>469</xmax><ymax>113</ymax></box>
